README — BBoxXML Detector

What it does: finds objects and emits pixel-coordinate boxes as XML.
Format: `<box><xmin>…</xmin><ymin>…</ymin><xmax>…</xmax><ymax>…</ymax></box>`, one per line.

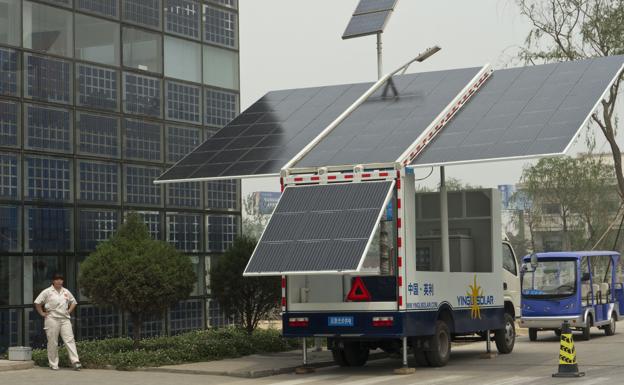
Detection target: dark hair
<box><xmin>52</xmin><ymin>273</ymin><xmax>64</xmax><ymax>281</ymax></box>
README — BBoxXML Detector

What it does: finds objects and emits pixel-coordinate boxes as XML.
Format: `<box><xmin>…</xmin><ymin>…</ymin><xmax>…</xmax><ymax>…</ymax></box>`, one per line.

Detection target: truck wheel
<box><xmin>528</xmin><ymin>328</ymin><xmax>537</xmax><ymax>341</ymax></box>
<box><xmin>495</xmin><ymin>313</ymin><xmax>515</xmax><ymax>354</ymax></box>
<box><xmin>425</xmin><ymin>320</ymin><xmax>451</xmax><ymax>367</ymax></box>
<box><xmin>331</xmin><ymin>348</ymin><xmax>349</xmax><ymax>367</ymax></box>
<box><xmin>581</xmin><ymin>314</ymin><xmax>592</xmax><ymax>341</ymax></box>
<box><xmin>342</xmin><ymin>341</ymin><xmax>369</xmax><ymax>366</ymax></box>
<box><xmin>604</xmin><ymin>313</ymin><xmax>616</xmax><ymax>336</ymax></box>
<box><xmin>413</xmin><ymin>348</ymin><xmax>430</xmax><ymax>366</ymax></box>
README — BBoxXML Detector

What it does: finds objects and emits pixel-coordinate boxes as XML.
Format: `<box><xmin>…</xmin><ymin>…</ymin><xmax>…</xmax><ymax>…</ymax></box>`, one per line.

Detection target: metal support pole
<box><xmin>486</xmin><ymin>330</ymin><xmax>491</xmax><ymax>353</ymax></box>
<box><xmin>402</xmin><ymin>336</ymin><xmax>408</xmax><ymax>367</ymax></box>
<box><xmin>440</xmin><ymin>167</ymin><xmax>450</xmax><ymax>272</ymax></box>
<box><xmin>376</xmin><ymin>33</ymin><xmax>383</xmax><ymax>80</ymax></box>
<box><xmin>302</xmin><ymin>338</ymin><xmax>308</xmax><ymax>366</ymax></box>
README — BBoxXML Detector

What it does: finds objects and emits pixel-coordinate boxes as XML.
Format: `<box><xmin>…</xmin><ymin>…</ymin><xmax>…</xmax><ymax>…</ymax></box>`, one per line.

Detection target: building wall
<box><xmin>0</xmin><ymin>0</ymin><xmax>241</xmax><ymax>351</ymax></box>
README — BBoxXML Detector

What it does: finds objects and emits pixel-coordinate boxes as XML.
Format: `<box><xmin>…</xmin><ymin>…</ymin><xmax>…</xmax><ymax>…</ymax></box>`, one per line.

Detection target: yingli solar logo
<box><xmin>457</xmin><ymin>276</ymin><xmax>494</xmax><ymax>319</ymax></box>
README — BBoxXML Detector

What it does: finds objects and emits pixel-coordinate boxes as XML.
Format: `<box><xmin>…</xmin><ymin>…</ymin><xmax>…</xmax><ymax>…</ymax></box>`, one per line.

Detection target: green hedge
<box><xmin>32</xmin><ymin>328</ymin><xmax>300</xmax><ymax>370</ymax></box>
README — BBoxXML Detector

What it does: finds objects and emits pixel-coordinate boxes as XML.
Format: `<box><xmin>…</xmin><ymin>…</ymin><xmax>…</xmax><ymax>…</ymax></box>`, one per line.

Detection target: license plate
<box><xmin>328</xmin><ymin>316</ymin><xmax>354</xmax><ymax>327</ymax></box>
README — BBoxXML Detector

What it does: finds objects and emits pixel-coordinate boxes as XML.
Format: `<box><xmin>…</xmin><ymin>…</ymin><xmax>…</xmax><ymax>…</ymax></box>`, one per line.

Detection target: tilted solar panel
<box><xmin>354</xmin><ymin>0</ymin><xmax>398</xmax><ymax>15</ymax></box>
<box><xmin>342</xmin><ymin>10</ymin><xmax>392</xmax><ymax>39</ymax></box>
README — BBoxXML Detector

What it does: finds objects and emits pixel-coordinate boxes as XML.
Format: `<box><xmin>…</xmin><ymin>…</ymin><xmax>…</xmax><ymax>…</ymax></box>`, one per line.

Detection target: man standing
<box><xmin>34</xmin><ymin>273</ymin><xmax>82</xmax><ymax>371</ymax></box>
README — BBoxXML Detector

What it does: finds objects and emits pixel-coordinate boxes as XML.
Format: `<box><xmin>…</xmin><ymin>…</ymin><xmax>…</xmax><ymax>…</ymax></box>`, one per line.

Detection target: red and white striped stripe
<box><xmin>284</xmin><ymin>170</ymin><xmax>395</xmax><ymax>186</ymax></box>
<box><xmin>396</xmin><ymin>170</ymin><xmax>405</xmax><ymax>309</ymax></box>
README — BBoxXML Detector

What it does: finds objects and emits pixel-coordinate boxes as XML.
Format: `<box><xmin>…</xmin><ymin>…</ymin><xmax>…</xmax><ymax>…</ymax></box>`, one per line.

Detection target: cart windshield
<box><xmin>522</xmin><ymin>260</ymin><xmax>577</xmax><ymax>299</ymax></box>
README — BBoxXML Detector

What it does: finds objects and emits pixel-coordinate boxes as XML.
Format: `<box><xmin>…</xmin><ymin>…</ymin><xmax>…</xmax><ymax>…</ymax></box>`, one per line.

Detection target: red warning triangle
<box><xmin>347</xmin><ymin>277</ymin><xmax>371</xmax><ymax>302</ymax></box>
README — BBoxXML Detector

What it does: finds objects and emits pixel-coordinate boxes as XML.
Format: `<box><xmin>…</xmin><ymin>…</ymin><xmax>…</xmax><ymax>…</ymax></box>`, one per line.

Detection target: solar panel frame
<box><xmin>342</xmin><ymin>10</ymin><xmax>392</xmax><ymax>39</ymax></box>
<box><xmin>243</xmin><ymin>181</ymin><xmax>395</xmax><ymax>276</ymax></box>
<box><xmin>353</xmin><ymin>0</ymin><xmax>398</xmax><ymax>15</ymax></box>
<box><xmin>410</xmin><ymin>56</ymin><xmax>624</xmax><ymax>168</ymax></box>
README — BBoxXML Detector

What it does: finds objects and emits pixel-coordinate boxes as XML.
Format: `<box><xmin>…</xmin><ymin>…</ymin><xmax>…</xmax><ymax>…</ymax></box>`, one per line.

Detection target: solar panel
<box><xmin>293</xmin><ymin>67</ymin><xmax>483</xmax><ymax>169</ymax></box>
<box><xmin>354</xmin><ymin>0</ymin><xmax>398</xmax><ymax>15</ymax></box>
<box><xmin>411</xmin><ymin>55</ymin><xmax>624</xmax><ymax>168</ymax></box>
<box><xmin>244</xmin><ymin>181</ymin><xmax>394</xmax><ymax>276</ymax></box>
<box><xmin>156</xmin><ymin>82</ymin><xmax>372</xmax><ymax>182</ymax></box>
<box><xmin>343</xmin><ymin>10</ymin><xmax>392</xmax><ymax>39</ymax></box>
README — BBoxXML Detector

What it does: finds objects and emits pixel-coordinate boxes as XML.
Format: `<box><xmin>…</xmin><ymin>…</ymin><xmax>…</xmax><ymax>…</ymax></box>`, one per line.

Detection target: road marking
<box><xmin>268</xmin><ymin>375</ymin><xmax>343</xmax><ymax>385</ymax></box>
<box><xmin>577</xmin><ymin>378</ymin><xmax>609</xmax><ymax>385</ymax></box>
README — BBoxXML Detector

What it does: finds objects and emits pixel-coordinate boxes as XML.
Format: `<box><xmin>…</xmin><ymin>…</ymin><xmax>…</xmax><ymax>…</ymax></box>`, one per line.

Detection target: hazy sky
<box><xmin>237</xmin><ymin>0</ymin><xmax>616</xmax><ymax>195</ymax></box>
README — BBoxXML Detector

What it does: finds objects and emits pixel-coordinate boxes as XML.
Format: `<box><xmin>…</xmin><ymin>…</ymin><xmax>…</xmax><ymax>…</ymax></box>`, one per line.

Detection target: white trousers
<box><xmin>44</xmin><ymin>317</ymin><xmax>80</xmax><ymax>368</ymax></box>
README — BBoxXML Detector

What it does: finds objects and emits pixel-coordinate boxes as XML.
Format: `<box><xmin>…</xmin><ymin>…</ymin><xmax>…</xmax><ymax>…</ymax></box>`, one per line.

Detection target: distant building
<box><xmin>251</xmin><ymin>192</ymin><xmax>281</xmax><ymax>215</ymax></box>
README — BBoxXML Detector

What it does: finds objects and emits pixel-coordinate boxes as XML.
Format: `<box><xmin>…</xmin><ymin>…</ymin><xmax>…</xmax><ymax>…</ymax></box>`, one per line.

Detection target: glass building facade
<box><xmin>0</xmin><ymin>0</ymin><xmax>240</xmax><ymax>351</ymax></box>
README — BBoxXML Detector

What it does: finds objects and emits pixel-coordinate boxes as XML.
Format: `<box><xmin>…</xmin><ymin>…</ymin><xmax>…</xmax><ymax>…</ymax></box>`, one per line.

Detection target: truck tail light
<box><xmin>372</xmin><ymin>316</ymin><xmax>394</xmax><ymax>327</ymax></box>
<box><xmin>288</xmin><ymin>317</ymin><xmax>309</xmax><ymax>327</ymax></box>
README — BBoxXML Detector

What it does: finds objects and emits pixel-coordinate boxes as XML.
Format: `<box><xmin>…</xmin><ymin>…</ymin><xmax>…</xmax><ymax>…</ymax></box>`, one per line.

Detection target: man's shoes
<box><xmin>73</xmin><ymin>362</ymin><xmax>82</xmax><ymax>371</ymax></box>
<box><xmin>50</xmin><ymin>366</ymin><xmax>59</xmax><ymax>371</ymax></box>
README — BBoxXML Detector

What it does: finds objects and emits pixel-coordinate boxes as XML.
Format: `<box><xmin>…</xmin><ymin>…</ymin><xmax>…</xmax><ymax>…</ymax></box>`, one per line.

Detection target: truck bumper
<box><xmin>520</xmin><ymin>315</ymin><xmax>585</xmax><ymax>329</ymax></box>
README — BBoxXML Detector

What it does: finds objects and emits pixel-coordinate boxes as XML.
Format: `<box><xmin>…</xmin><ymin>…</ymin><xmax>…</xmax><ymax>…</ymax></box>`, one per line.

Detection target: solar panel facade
<box><xmin>354</xmin><ymin>0</ymin><xmax>398</xmax><ymax>15</ymax></box>
<box><xmin>157</xmin><ymin>82</ymin><xmax>372</xmax><ymax>182</ymax></box>
<box><xmin>294</xmin><ymin>67</ymin><xmax>482</xmax><ymax>169</ymax></box>
<box><xmin>342</xmin><ymin>10</ymin><xmax>392</xmax><ymax>39</ymax></box>
<box><xmin>411</xmin><ymin>56</ymin><xmax>624</xmax><ymax>167</ymax></box>
<box><xmin>244</xmin><ymin>181</ymin><xmax>394</xmax><ymax>275</ymax></box>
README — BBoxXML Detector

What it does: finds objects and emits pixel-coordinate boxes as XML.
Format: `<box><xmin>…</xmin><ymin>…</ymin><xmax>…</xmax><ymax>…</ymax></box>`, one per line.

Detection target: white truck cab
<box><xmin>502</xmin><ymin>235</ymin><xmax>521</xmax><ymax>319</ymax></box>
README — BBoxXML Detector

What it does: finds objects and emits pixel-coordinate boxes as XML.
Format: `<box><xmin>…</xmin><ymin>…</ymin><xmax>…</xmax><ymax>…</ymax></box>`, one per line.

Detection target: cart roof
<box><xmin>522</xmin><ymin>251</ymin><xmax>620</xmax><ymax>262</ymax></box>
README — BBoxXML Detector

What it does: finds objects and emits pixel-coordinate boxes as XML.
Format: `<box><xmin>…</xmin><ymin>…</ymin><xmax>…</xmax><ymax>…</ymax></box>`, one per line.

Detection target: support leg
<box><xmin>394</xmin><ymin>337</ymin><xmax>415</xmax><ymax>375</ymax></box>
<box><xmin>295</xmin><ymin>338</ymin><xmax>315</xmax><ymax>374</ymax></box>
<box><xmin>480</xmin><ymin>330</ymin><xmax>497</xmax><ymax>359</ymax></box>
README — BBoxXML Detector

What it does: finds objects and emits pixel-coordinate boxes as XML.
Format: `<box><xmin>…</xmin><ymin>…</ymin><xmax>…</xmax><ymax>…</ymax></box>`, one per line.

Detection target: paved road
<box><xmin>3</xmin><ymin>325</ymin><xmax>622</xmax><ymax>385</ymax></box>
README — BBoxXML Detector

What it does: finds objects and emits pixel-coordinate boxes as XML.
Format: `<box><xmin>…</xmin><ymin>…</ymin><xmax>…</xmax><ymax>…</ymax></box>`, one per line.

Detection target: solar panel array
<box><xmin>244</xmin><ymin>181</ymin><xmax>393</xmax><ymax>275</ymax></box>
<box><xmin>343</xmin><ymin>0</ymin><xmax>398</xmax><ymax>39</ymax></box>
<box><xmin>412</xmin><ymin>55</ymin><xmax>624</xmax><ymax>167</ymax></box>
<box><xmin>157</xmin><ymin>82</ymin><xmax>371</xmax><ymax>182</ymax></box>
<box><xmin>294</xmin><ymin>67</ymin><xmax>482</xmax><ymax>169</ymax></box>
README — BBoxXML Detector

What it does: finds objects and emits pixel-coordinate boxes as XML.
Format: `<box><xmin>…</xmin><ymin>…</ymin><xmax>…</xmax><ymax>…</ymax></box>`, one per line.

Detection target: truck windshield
<box><xmin>522</xmin><ymin>260</ymin><xmax>577</xmax><ymax>299</ymax></box>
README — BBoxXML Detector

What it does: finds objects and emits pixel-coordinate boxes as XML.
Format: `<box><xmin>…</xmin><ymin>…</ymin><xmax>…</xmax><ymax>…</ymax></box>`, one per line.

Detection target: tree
<box><xmin>517</xmin><ymin>0</ymin><xmax>624</xmax><ymax>201</ymax></box>
<box><xmin>242</xmin><ymin>193</ymin><xmax>270</xmax><ymax>239</ymax></box>
<box><xmin>518</xmin><ymin>155</ymin><xmax>617</xmax><ymax>250</ymax></box>
<box><xmin>210</xmin><ymin>235</ymin><xmax>280</xmax><ymax>333</ymax></box>
<box><xmin>79</xmin><ymin>213</ymin><xmax>195</xmax><ymax>348</ymax></box>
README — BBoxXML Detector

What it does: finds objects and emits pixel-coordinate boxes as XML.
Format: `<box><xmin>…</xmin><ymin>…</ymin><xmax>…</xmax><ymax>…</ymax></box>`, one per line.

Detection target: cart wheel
<box><xmin>425</xmin><ymin>320</ymin><xmax>451</xmax><ymax>367</ymax></box>
<box><xmin>331</xmin><ymin>348</ymin><xmax>349</xmax><ymax>367</ymax></box>
<box><xmin>604</xmin><ymin>313</ymin><xmax>616</xmax><ymax>336</ymax></box>
<box><xmin>528</xmin><ymin>328</ymin><xmax>538</xmax><ymax>341</ymax></box>
<box><xmin>342</xmin><ymin>341</ymin><xmax>369</xmax><ymax>367</ymax></box>
<box><xmin>581</xmin><ymin>314</ymin><xmax>592</xmax><ymax>341</ymax></box>
<box><xmin>495</xmin><ymin>313</ymin><xmax>516</xmax><ymax>354</ymax></box>
<box><xmin>554</xmin><ymin>329</ymin><xmax>561</xmax><ymax>337</ymax></box>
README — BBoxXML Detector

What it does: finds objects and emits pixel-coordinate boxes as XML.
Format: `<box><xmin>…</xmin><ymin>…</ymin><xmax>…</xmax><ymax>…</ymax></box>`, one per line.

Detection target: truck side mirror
<box><xmin>581</xmin><ymin>272</ymin><xmax>591</xmax><ymax>282</ymax></box>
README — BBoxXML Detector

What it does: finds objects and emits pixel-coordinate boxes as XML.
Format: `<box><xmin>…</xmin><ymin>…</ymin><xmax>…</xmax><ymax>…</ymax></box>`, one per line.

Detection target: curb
<box><xmin>0</xmin><ymin>360</ymin><xmax>35</xmax><ymax>372</ymax></box>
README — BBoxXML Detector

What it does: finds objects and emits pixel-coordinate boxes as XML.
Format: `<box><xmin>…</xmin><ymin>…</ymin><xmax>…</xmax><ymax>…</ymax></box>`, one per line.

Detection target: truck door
<box><xmin>502</xmin><ymin>242</ymin><xmax>520</xmax><ymax>318</ymax></box>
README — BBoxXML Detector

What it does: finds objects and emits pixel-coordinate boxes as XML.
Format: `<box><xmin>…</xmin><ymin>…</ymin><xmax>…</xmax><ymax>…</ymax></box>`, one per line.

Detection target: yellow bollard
<box><xmin>552</xmin><ymin>320</ymin><xmax>585</xmax><ymax>378</ymax></box>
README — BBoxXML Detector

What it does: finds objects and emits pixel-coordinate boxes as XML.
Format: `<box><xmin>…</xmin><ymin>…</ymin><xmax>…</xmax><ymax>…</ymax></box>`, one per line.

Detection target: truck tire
<box><xmin>413</xmin><ymin>348</ymin><xmax>430</xmax><ymax>366</ymax></box>
<box><xmin>495</xmin><ymin>313</ymin><xmax>515</xmax><ymax>354</ymax></box>
<box><xmin>581</xmin><ymin>314</ymin><xmax>592</xmax><ymax>341</ymax></box>
<box><xmin>528</xmin><ymin>328</ymin><xmax>538</xmax><ymax>341</ymax></box>
<box><xmin>331</xmin><ymin>348</ymin><xmax>349</xmax><ymax>367</ymax></box>
<box><xmin>342</xmin><ymin>341</ymin><xmax>369</xmax><ymax>367</ymax></box>
<box><xmin>604</xmin><ymin>313</ymin><xmax>616</xmax><ymax>336</ymax></box>
<box><xmin>425</xmin><ymin>320</ymin><xmax>451</xmax><ymax>367</ymax></box>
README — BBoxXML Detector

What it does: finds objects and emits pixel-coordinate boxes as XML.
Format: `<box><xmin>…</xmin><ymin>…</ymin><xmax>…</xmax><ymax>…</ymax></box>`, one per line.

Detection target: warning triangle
<box><xmin>347</xmin><ymin>277</ymin><xmax>371</xmax><ymax>301</ymax></box>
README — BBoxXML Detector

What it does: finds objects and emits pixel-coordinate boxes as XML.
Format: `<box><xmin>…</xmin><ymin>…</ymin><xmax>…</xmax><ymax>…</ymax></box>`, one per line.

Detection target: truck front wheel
<box><xmin>528</xmin><ymin>328</ymin><xmax>538</xmax><ymax>341</ymax></box>
<box><xmin>495</xmin><ymin>313</ymin><xmax>516</xmax><ymax>354</ymax></box>
<box><xmin>425</xmin><ymin>320</ymin><xmax>451</xmax><ymax>367</ymax></box>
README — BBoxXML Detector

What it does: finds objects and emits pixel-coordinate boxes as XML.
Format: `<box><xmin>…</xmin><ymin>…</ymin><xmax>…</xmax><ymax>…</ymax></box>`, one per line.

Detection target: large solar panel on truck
<box><xmin>411</xmin><ymin>55</ymin><xmax>624</xmax><ymax>168</ymax></box>
<box><xmin>244</xmin><ymin>181</ymin><xmax>394</xmax><ymax>276</ymax></box>
<box><xmin>293</xmin><ymin>67</ymin><xmax>483</xmax><ymax>169</ymax></box>
<box><xmin>156</xmin><ymin>82</ymin><xmax>371</xmax><ymax>182</ymax></box>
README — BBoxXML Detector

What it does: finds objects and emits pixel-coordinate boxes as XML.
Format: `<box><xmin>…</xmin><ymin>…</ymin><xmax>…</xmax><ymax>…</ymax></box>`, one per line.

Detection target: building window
<box><xmin>24</xmin><ymin>104</ymin><xmax>72</xmax><ymax>153</ymax></box>
<box><xmin>136</xmin><ymin>211</ymin><xmax>161</xmax><ymax>240</ymax></box>
<box><xmin>206</xmin><ymin>214</ymin><xmax>239</xmax><ymax>252</ymax></box>
<box><xmin>25</xmin><ymin>207</ymin><xmax>72</xmax><ymax>252</ymax></box>
<box><xmin>78</xmin><ymin>0</ymin><xmax>118</xmax><ymax>18</ymax></box>
<box><xmin>205</xmin><ymin>180</ymin><xmax>238</xmax><ymax>210</ymax></box>
<box><xmin>24</xmin><ymin>156</ymin><xmax>72</xmax><ymax>202</ymax></box>
<box><xmin>203</xmin><ymin>46</ymin><xmax>239</xmax><ymax>90</ymax></box>
<box><xmin>75</xmin><ymin>14</ymin><xmax>120</xmax><ymax>67</ymax></box>
<box><xmin>164</xmin><ymin>0</ymin><xmax>200</xmax><ymax>40</ymax></box>
<box><xmin>77</xmin><ymin>305</ymin><xmax>120</xmax><ymax>340</ymax></box>
<box><xmin>0</xmin><ymin>0</ymin><xmax>20</xmax><ymax>47</ymax></box>
<box><xmin>25</xmin><ymin>54</ymin><xmax>72</xmax><ymax>104</ymax></box>
<box><xmin>0</xmin><ymin>153</ymin><xmax>18</xmax><ymax>200</ymax></box>
<box><xmin>170</xmin><ymin>299</ymin><xmax>203</xmax><ymax>334</ymax></box>
<box><xmin>77</xmin><ymin>112</ymin><xmax>120</xmax><ymax>158</ymax></box>
<box><xmin>165</xmin><ymin>81</ymin><xmax>201</xmax><ymax>123</ymax></box>
<box><xmin>23</xmin><ymin>1</ymin><xmax>73</xmax><ymax>58</ymax></box>
<box><xmin>123</xmin><ymin>72</ymin><xmax>162</xmax><ymax>117</ymax></box>
<box><xmin>76</xmin><ymin>64</ymin><xmax>118</xmax><ymax>112</ymax></box>
<box><xmin>124</xmin><ymin>119</ymin><xmax>162</xmax><ymax>162</ymax></box>
<box><xmin>164</xmin><ymin>37</ymin><xmax>202</xmax><ymax>83</ymax></box>
<box><xmin>166</xmin><ymin>213</ymin><xmax>201</xmax><ymax>252</ymax></box>
<box><xmin>122</xmin><ymin>27</ymin><xmax>162</xmax><ymax>73</ymax></box>
<box><xmin>79</xmin><ymin>210</ymin><xmax>118</xmax><ymax>251</ymax></box>
<box><xmin>124</xmin><ymin>0</ymin><xmax>161</xmax><ymax>29</ymax></box>
<box><xmin>40</xmin><ymin>0</ymin><xmax>71</xmax><ymax>7</ymax></box>
<box><xmin>78</xmin><ymin>161</ymin><xmax>119</xmax><ymax>204</ymax></box>
<box><xmin>125</xmin><ymin>165</ymin><xmax>162</xmax><ymax>206</ymax></box>
<box><xmin>0</xmin><ymin>206</ymin><xmax>19</xmax><ymax>252</ymax></box>
<box><xmin>166</xmin><ymin>125</ymin><xmax>201</xmax><ymax>163</ymax></box>
<box><xmin>208</xmin><ymin>0</ymin><xmax>237</xmax><ymax>9</ymax></box>
<box><xmin>203</xmin><ymin>4</ymin><xmax>237</xmax><ymax>48</ymax></box>
<box><xmin>0</xmin><ymin>48</ymin><xmax>18</xmax><ymax>97</ymax></box>
<box><xmin>0</xmin><ymin>101</ymin><xmax>19</xmax><ymax>147</ymax></box>
<box><xmin>204</xmin><ymin>88</ymin><xmax>237</xmax><ymax>128</ymax></box>
<box><xmin>168</xmin><ymin>182</ymin><xmax>201</xmax><ymax>208</ymax></box>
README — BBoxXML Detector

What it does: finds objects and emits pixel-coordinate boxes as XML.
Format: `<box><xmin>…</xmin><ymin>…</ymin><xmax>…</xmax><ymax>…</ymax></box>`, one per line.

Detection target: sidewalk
<box><xmin>0</xmin><ymin>360</ymin><xmax>35</xmax><ymax>372</ymax></box>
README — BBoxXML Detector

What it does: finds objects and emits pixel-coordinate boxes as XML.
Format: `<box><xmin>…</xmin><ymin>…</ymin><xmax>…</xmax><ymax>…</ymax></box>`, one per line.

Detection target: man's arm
<box><xmin>35</xmin><ymin>303</ymin><xmax>47</xmax><ymax>318</ymax></box>
<box><xmin>68</xmin><ymin>302</ymin><xmax>77</xmax><ymax>315</ymax></box>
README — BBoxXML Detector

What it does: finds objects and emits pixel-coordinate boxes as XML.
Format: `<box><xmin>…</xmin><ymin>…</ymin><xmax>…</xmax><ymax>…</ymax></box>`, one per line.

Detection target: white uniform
<box><xmin>34</xmin><ymin>286</ymin><xmax>80</xmax><ymax>369</ymax></box>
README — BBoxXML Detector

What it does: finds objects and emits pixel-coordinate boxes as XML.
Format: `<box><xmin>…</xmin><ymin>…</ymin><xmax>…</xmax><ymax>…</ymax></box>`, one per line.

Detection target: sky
<box><xmin>237</xmin><ymin>0</ymin><xmax>617</xmax><ymax>195</ymax></box>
